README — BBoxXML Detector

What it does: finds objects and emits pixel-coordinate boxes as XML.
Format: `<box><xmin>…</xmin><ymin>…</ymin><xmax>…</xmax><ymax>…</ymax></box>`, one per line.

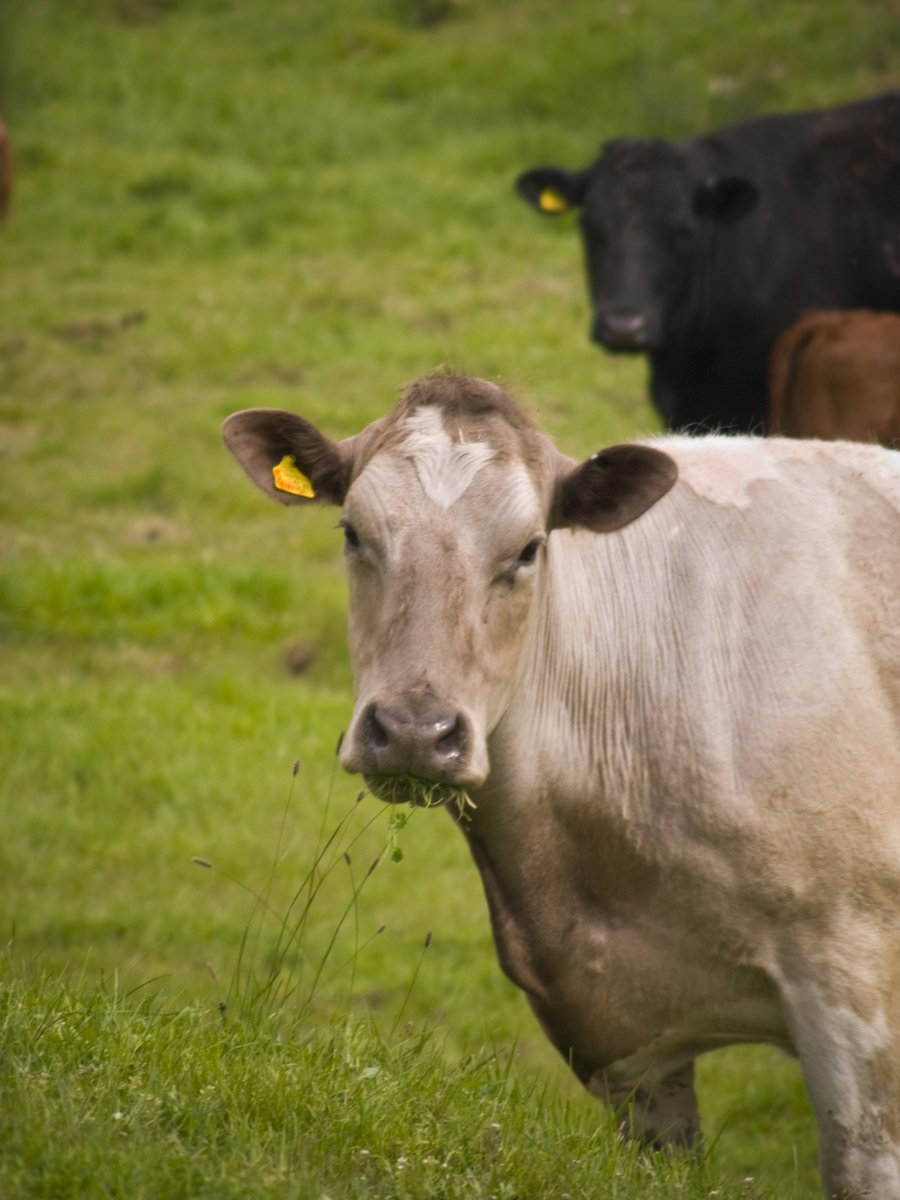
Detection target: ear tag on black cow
<box><xmin>539</xmin><ymin>187</ymin><xmax>568</xmax><ymax>213</ymax></box>
<box><xmin>272</xmin><ymin>454</ymin><xmax>315</xmax><ymax>498</ymax></box>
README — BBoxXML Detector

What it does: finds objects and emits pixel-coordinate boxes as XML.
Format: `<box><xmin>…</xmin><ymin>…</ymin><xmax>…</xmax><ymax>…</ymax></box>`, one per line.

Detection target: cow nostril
<box><xmin>366</xmin><ymin>706</ymin><xmax>390</xmax><ymax>751</ymax></box>
<box><xmin>609</xmin><ymin>313</ymin><xmax>646</xmax><ymax>334</ymax></box>
<box><xmin>435</xmin><ymin>715</ymin><xmax>466</xmax><ymax>761</ymax></box>
<box><xmin>605</xmin><ymin>312</ymin><xmax>647</xmax><ymax>337</ymax></box>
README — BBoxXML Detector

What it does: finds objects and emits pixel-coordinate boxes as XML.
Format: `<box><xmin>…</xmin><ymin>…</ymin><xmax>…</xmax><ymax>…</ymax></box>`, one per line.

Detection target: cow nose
<box><xmin>361</xmin><ymin>699</ymin><xmax>469</xmax><ymax>779</ymax></box>
<box><xmin>594</xmin><ymin>310</ymin><xmax>649</xmax><ymax>350</ymax></box>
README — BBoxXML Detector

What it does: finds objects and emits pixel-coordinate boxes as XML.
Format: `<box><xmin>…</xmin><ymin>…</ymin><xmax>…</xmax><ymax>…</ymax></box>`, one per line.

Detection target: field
<box><xmin>1</xmin><ymin>1</ymin><xmax>898</xmax><ymax>1196</ymax></box>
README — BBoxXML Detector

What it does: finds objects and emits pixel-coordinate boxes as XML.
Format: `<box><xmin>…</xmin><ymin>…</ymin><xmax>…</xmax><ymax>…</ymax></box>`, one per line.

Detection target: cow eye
<box><xmin>339</xmin><ymin>520</ymin><xmax>360</xmax><ymax>550</ymax></box>
<box><xmin>508</xmin><ymin>537</ymin><xmax>545</xmax><ymax>580</ymax></box>
<box><xmin>517</xmin><ymin>539</ymin><xmax>542</xmax><ymax>566</ymax></box>
<box><xmin>581</xmin><ymin>213</ymin><xmax>606</xmax><ymax>246</ymax></box>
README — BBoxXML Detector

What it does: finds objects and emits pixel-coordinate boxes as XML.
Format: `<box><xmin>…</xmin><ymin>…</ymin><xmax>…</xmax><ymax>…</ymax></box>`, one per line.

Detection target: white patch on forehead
<box><xmin>400</xmin><ymin>406</ymin><xmax>496</xmax><ymax>509</ymax></box>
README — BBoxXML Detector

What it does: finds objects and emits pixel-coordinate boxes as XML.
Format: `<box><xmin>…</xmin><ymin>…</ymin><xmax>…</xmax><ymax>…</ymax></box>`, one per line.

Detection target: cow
<box><xmin>223</xmin><ymin>372</ymin><xmax>900</xmax><ymax>1199</ymax></box>
<box><xmin>516</xmin><ymin>90</ymin><xmax>900</xmax><ymax>434</ymax></box>
<box><xmin>769</xmin><ymin>309</ymin><xmax>900</xmax><ymax>446</ymax></box>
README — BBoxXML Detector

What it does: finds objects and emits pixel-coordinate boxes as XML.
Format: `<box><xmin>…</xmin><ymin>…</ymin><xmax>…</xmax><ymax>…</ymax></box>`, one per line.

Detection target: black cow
<box><xmin>517</xmin><ymin>90</ymin><xmax>900</xmax><ymax>433</ymax></box>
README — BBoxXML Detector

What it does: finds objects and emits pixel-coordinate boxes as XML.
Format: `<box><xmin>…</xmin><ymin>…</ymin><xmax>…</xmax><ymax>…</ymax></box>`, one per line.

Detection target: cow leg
<box><xmin>781</xmin><ymin>975</ymin><xmax>900</xmax><ymax>1199</ymax></box>
<box><xmin>592</xmin><ymin>1062</ymin><xmax>701</xmax><ymax>1150</ymax></box>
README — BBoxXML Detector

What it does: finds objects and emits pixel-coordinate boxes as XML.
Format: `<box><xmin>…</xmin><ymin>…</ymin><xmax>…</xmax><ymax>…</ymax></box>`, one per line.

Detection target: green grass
<box><xmin>1</xmin><ymin>0</ymin><xmax>895</xmax><ymax>1194</ymax></box>
<box><xmin>1</xmin><ymin>962</ymin><xmax>816</xmax><ymax>1200</ymax></box>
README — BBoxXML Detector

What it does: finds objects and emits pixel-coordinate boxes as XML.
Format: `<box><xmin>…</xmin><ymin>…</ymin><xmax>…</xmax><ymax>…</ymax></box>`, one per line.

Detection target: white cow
<box><xmin>224</xmin><ymin>372</ymin><xmax>900</xmax><ymax>1200</ymax></box>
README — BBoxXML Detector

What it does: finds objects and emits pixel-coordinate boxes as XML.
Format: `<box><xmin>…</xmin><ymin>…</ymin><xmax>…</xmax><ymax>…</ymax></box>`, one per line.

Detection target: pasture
<box><xmin>1</xmin><ymin>2</ymin><xmax>897</xmax><ymax>1195</ymax></box>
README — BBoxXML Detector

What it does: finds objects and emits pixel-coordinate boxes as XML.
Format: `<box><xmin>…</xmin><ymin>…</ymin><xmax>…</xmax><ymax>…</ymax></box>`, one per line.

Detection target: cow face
<box><xmin>517</xmin><ymin>138</ymin><xmax>758</xmax><ymax>353</ymax></box>
<box><xmin>223</xmin><ymin>374</ymin><xmax>676</xmax><ymax>805</ymax></box>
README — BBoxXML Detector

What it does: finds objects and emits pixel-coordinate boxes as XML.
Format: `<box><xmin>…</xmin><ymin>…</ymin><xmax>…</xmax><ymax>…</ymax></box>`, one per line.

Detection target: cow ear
<box><xmin>553</xmin><ymin>444</ymin><xmax>678</xmax><ymax>533</ymax></box>
<box><xmin>222</xmin><ymin>408</ymin><xmax>351</xmax><ymax>507</ymax></box>
<box><xmin>693</xmin><ymin>175</ymin><xmax>759</xmax><ymax>224</ymax></box>
<box><xmin>516</xmin><ymin>166</ymin><xmax>589</xmax><ymax>215</ymax></box>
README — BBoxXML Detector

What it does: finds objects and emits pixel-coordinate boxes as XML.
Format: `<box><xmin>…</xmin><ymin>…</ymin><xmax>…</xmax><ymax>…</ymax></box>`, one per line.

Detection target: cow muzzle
<box><xmin>592</xmin><ymin>310</ymin><xmax>651</xmax><ymax>352</ymax></box>
<box><xmin>341</xmin><ymin>692</ymin><xmax>487</xmax><ymax>802</ymax></box>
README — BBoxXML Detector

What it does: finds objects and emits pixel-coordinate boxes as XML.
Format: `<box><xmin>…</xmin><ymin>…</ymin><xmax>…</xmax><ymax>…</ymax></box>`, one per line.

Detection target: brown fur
<box><xmin>359</xmin><ymin>370</ymin><xmax>553</xmax><ymax>479</ymax></box>
<box><xmin>769</xmin><ymin>310</ymin><xmax>900</xmax><ymax>445</ymax></box>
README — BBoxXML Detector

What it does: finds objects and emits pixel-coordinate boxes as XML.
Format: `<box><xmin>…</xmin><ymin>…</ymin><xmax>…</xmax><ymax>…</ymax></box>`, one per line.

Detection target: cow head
<box><xmin>517</xmin><ymin>138</ymin><xmax>758</xmax><ymax>352</ymax></box>
<box><xmin>223</xmin><ymin>374</ymin><xmax>676</xmax><ymax>805</ymax></box>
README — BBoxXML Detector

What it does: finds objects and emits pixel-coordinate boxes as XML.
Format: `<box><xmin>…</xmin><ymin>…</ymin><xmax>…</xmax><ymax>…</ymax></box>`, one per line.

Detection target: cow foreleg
<box><xmin>594</xmin><ymin>1062</ymin><xmax>701</xmax><ymax>1151</ymax></box>
<box><xmin>781</xmin><ymin>973</ymin><xmax>900</xmax><ymax>1199</ymax></box>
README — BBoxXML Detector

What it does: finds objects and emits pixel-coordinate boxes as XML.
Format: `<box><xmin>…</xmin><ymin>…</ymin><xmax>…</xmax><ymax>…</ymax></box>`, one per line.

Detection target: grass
<box><xmin>363</xmin><ymin>773</ymin><xmax>475</xmax><ymax>817</ymax></box>
<box><xmin>1</xmin><ymin>0</ymin><xmax>896</xmax><ymax>1194</ymax></box>
<box><xmin>4</xmin><ymin>963</ymin><xmax>806</xmax><ymax>1200</ymax></box>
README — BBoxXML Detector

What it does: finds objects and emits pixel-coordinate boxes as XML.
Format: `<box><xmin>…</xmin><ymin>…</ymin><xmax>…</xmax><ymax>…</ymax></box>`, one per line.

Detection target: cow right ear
<box><xmin>515</xmin><ymin>166</ymin><xmax>589</xmax><ymax>214</ymax></box>
<box><xmin>552</xmin><ymin>444</ymin><xmax>678</xmax><ymax>533</ymax></box>
<box><xmin>222</xmin><ymin>408</ymin><xmax>350</xmax><ymax>506</ymax></box>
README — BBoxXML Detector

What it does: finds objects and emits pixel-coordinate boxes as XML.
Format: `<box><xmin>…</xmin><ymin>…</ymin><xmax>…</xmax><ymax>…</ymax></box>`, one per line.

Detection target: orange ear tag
<box><xmin>539</xmin><ymin>187</ymin><xmax>568</xmax><ymax>213</ymax></box>
<box><xmin>272</xmin><ymin>454</ymin><xmax>315</xmax><ymax>498</ymax></box>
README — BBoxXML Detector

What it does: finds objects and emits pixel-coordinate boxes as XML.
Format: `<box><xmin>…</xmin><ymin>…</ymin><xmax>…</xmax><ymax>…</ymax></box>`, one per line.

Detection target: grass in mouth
<box><xmin>365</xmin><ymin>774</ymin><xmax>476</xmax><ymax>819</ymax></box>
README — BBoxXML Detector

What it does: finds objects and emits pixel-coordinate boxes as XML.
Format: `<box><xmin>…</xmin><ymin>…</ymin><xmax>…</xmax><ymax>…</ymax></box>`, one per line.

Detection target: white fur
<box><xmin>400</xmin><ymin>407</ymin><xmax>495</xmax><ymax>510</ymax></box>
<box><xmin>663</xmin><ymin>433</ymin><xmax>900</xmax><ymax>513</ymax></box>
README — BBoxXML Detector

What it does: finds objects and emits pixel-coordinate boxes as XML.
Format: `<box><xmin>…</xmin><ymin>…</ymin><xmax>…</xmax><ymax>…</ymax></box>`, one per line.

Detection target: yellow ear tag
<box><xmin>539</xmin><ymin>187</ymin><xmax>569</xmax><ymax>213</ymax></box>
<box><xmin>272</xmin><ymin>454</ymin><xmax>315</xmax><ymax>498</ymax></box>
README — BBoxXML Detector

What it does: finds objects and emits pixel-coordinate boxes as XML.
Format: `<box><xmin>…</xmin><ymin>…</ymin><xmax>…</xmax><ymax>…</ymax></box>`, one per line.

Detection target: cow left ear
<box><xmin>222</xmin><ymin>408</ymin><xmax>351</xmax><ymax>507</ymax></box>
<box><xmin>553</xmin><ymin>444</ymin><xmax>678</xmax><ymax>533</ymax></box>
<box><xmin>693</xmin><ymin>175</ymin><xmax>759</xmax><ymax>224</ymax></box>
<box><xmin>516</xmin><ymin>166</ymin><xmax>590</xmax><ymax>214</ymax></box>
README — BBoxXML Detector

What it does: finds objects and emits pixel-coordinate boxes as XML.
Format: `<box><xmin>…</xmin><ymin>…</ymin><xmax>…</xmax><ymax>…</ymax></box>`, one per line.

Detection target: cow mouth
<box><xmin>364</xmin><ymin>773</ymin><xmax>475</xmax><ymax>815</ymax></box>
<box><xmin>598</xmin><ymin>332</ymin><xmax>646</xmax><ymax>353</ymax></box>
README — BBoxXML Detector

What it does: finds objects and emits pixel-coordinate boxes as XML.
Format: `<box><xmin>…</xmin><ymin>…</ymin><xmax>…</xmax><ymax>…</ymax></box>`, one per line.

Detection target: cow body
<box><xmin>770</xmin><ymin>309</ymin><xmax>900</xmax><ymax>445</ymax></box>
<box><xmin>224</xmin><ymin>374</ymin><xmax>900</xmax><ymax>1199</ymax></box>
<box><xmin>517</xmin><ymin>91</ymin><xmax>900</xmax><ymax>433</ymax></box>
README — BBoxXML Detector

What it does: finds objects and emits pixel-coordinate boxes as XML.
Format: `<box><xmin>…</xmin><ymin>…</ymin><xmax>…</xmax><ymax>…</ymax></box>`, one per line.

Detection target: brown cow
<box><xmin>769</xmin><ymin>310</ymin><xmax>900</xmax><ymax>445</ymax></box>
